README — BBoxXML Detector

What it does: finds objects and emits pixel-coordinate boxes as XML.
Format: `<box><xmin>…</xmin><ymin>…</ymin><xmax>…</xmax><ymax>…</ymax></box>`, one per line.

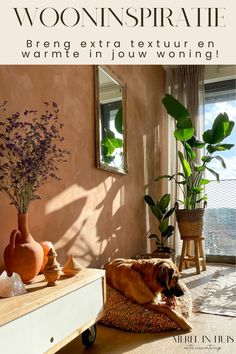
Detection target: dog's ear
<box><xmin>159</xmin><ymin>263</ymin><xmax>174</xmax><ymax>290</ymax></box>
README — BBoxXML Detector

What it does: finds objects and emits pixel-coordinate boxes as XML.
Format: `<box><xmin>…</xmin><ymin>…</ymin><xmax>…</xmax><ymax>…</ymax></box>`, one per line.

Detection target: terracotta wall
<box><xmin>0</xmin><ymin>65</ymin><xmax>167</xmax><ymax>268</ymax></box>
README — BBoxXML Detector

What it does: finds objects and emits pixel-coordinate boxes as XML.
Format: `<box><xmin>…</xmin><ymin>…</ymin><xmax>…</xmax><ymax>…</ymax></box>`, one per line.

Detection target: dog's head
<box><xmin>131</xmin><ymin>258</ymin><xmax>184</xmax><ymax>298</ymax></box>
<box><xmin>156</xmin><ymin>261</ymin><xmax>183</xmax><ymax>297</ymax></box>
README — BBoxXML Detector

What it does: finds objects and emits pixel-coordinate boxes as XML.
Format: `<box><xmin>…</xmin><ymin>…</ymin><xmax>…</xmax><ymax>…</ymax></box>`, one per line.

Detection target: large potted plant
<box><xmin>156</xmin><ymin>94</ymin><xmax>235</xmax><ymax>239</ymax></box>
<box><xmin>0</xmin><ymin>101</ymin><xmax>69</xmax><ymax>282</ymax></box>
<box><xmin>144</xmin><ymin>193</ymin><xmax>175</xmax><ymax>258</ymax></box>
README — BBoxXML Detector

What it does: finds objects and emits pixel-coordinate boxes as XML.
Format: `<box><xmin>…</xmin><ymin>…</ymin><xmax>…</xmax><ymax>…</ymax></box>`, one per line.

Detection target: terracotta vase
<box><xmin>4</xmin><ymin>213</ymin><xmax>44</xmax><ymax>283</ymax></box>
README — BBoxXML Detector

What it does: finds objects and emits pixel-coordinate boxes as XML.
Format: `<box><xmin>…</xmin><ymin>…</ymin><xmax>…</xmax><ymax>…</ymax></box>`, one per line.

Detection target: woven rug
<box><xmin>194</xmin><ymin>266</ymin><xmax>236</xmax><ymax>317</ymax></box>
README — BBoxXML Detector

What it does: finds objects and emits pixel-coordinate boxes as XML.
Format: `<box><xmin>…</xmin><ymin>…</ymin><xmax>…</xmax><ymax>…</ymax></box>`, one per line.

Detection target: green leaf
<box><xmin>159</xmin><ymin>218</ymin><xmax>169</xmax><ymax>234</ymax></box>
<box><xmin>205</xmin><ymin>167</ymin><xmax>220</xmax><ymax>182</ymax></box>
<box><xmin>159</xmin><ymin>193</ymin><xmax>170</xmax><ymax>213</ymax></box>
<box><xmin>115</xmin><ymin>107</ymin><xmax>123</xmax><ymax>134</ymax></box>
<box><xmin>177</xmin><ymin>181</ymin><xmax>187</xmax><ymax>185</ymax></box>
<box><xmin>200</xmin><ymin>179</ymin><xmax>210</xmax><ymax>185</ymax></box>
<box><xmin>192</xmin><ymin>187</ymin><xmax>204</xmax><ymax>194</ymax></box>
<box><xmin>101</xmin><ymin>138</ymin><xmax>115</xmax><ymax>155</ymax></box>
<box><xmin>206</xmin><ymin>145</ymin><xmax>215</xmax><ymax>153</ymax></box>
<box><xmin>144</xmin><ymin>195</ymin><xmax>155</xmax><ymax>206</ymax></box>
<box><xmin>164</xmin><ymin>207</ymin><xmax>175</xmax><ymax>219</ymax></box>
<box><xmin>194</xmin><ymin>165</ymin><xmax>205</xmax><ymax>172</ymax></box>
<box><xmin>207</xmin><ymin>144</ymin><xmax>234</xmax><ymax>153</ymax></box>
<box><xmin>177</xmin><ymin>199</ymin><xmax>184</xmax><ymax>205</ymax></box>
<box><xmin>104</xmin><ymin>128</ymin><xmax>115</xmax><ymax>139</ymax></box>
<box><xmin>202</xmin><ymin>155</ymin><xmax>226</xmax><ymax>168</ymax></box>
<box><xmin>155</xmin><ymin>239</ymin><xmax>162</xmax><ymax>246</ymax></box>
<box><xmin>101</xmin><ymin>137</ymin><xmax>122</xmax><ymax>155</ymax></box>
<box><xmin>225</xmin><ymin>120</ymin><xmax>235</xmax><ymax>138</ymax></box>
<box><xmin>178</xmin><ymin>151</ymin><xmax>191</xmax><ymax>178</ymax></box>
<box><xmin>211</xmin><ymin>113</ymin><xmax>231</xmax><ymax>143</ymax></box>
<box><xmin>214</xmin><ymin>156</ymin><xmax>226</xmax><ymax>168</ymax></box>
<box><xmin>151</xmin><ymin>205</ymin><xmax>162</xmax><ymax>220</ymax></box>
<box><xmin>101</xmin><ymin>145</ymin><xmax>115</xmax><ymax>163</ymax></box>
<box><xmin>165</xmin><ymin>233</ymin><xmax>175</xmax><ymax>240</ymax></box>
<box><xmin>161</xmin><ymin>225</ymin><xmax>175</xmax><ymax>237</ymax></box>
<box><xmin>185</xmin><ymin>142</ymin><xmax>196</xmax><ymax>161</ymax></box>
<box><xmin>155</xmin><ymin>173</ymin><xmax>186</xmax><ymax>182</ymax></box>
<box><xmin>202</xmin><ymin>155</ymin><xmax>212</xmax><ymax>163</ymax></box>
<box><xmin>174</xmin><ymin>127</ymin><xmax>194</xmax><ymax>141</ymax></box>
<box><xmin>144</xmin><ymin>196</ymin><xmax>163</xmax><ymax>220</ymax></box>
<box><xmin>148</xmin><ymin>234</ymin><xmax>158</xmax><ymax>240</ymax></box>
<box><xmin>109</xmin><ymin>138</ymin><xmax>123</xmax><ymax>148</ymax></box>
<box><xmin>187</xmin><ymin>135</ymin><xmax>205</xmax><ymax>148</ymax></box>
<box><xmin>162</xmin><ymin>94</ymin><xmax>190</xmax><ymax>120</ymax></box>
<box><xmin>203</xmin><ymin>113</ymin><xmax>235</xmax><ymax>144</ymax></box>
<box><xmin>170</xmin><ymin>172</ymin><xmax>186</xmax><ymax>179</ymax></box>
<box><xmin>155</xmin><ymin>175</ymin><xmax>172</xmax><ymax>182</ymax></box>
<box><xmin>177</xmin><ymin>116</ymin><xmax>193</xmax><ymax>129</ymax></box>
<box><xmin>203</xmin><ymin>129</ymin><xmax>214</xmax><ymax>144</ymax></box>
<box><xmin>196</xmin><ymin>196</ymin><xmax>208</xmax><ymax>203</ymax></box>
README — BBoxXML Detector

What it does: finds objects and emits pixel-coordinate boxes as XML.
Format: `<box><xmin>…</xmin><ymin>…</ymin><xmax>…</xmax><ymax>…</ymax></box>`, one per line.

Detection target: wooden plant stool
<box><xmin>179</xmin><ymin>236</ymin><xmax>206</xmax><ymax>274</ymax></box>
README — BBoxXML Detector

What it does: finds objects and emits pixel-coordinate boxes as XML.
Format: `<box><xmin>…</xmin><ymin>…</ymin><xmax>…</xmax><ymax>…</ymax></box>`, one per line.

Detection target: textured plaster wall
<box><xmin>0</xmin><ymin>65</ymin><xmax>167</xmax><ymax>268</ymax></box>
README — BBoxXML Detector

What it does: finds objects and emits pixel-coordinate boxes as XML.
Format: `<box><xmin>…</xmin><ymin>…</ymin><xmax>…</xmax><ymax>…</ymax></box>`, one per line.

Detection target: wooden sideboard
<box><xmin>0</xmin><ymin>268</ymin><xmax>106</xmax><ymax>354</ymax></box>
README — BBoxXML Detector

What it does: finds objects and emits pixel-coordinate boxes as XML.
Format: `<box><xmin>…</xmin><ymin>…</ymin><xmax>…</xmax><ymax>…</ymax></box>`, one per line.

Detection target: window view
<box><xmin>204</xmin><ymin>79</ymin><xmax>236</xmax><ymax>257</ymax></box>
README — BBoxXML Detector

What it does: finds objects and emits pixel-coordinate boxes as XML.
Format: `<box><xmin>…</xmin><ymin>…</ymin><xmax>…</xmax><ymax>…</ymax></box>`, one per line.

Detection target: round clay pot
<box><xmin>39</xmin><ymin>241</ymin><xmax>55</xmax><ymax>273</ymax></box>
<box><xmin>4</xmin><ymin>213</ymin><xmax>44</xmax><ymax>283</ymax></box>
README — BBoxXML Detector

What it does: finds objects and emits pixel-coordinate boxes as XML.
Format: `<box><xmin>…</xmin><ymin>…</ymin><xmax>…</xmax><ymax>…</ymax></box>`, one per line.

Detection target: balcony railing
<box><xmin>204</xmin><ymin>179</ymin><xmax>236</xmax><ymax>256</ymax></box>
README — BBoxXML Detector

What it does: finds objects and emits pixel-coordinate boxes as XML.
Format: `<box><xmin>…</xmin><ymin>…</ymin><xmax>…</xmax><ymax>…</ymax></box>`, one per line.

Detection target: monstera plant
<box><xmin>156</xmin><ymin>94</ymin><xmax>235</xmax><ymax>239</ymax></box>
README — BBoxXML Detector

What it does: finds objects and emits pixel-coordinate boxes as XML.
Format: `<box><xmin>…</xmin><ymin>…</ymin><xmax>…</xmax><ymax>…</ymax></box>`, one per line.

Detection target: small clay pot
<box><xmin>63</xmin><ymin>255</ymin><xmax>83</xmax><ymax>276</ymax></box>
<box><xmin>43</xmin><ymin>248</ymin><xmax>61</xmax><ymax>286</ymax></box>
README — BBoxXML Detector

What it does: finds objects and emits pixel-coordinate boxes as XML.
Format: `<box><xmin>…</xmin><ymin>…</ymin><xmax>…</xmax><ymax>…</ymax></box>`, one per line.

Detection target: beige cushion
<box><xmin>100</xmin><ymin>281</ymin><xmax>192</xmax><ymax>332</ymax></box>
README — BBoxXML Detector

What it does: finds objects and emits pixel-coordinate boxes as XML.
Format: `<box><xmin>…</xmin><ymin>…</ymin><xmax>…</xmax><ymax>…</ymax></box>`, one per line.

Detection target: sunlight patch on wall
<box><xmin>143</xmin><ymin>134</ymin><xmax>148</xmax><ymax>186</ymax></box>
<box><xmin>112</xmin><ymin>185</ymin><xmax>124</xmax><ymax>216</ymax></box>
<box><xmin>45</xmin><ymin>184</ymin><xmax>87</xmax><ymax>214</ymax></box>
<box><xmin>50</xmin><ymin>177</ymin><xmax>121</xmax><ymax>262</ymax></box>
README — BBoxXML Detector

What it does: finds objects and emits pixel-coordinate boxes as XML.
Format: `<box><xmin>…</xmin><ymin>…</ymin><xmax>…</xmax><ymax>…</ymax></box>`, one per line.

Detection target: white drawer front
<box><xmin>0</xmin><ymin>278</ymin><xmax>104</xmax><ymax>354</ymax></box>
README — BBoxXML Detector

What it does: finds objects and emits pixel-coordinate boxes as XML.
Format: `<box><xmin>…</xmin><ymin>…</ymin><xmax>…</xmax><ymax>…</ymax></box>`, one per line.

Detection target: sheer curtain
<box><xmin>165</xmin><ymin>65</ymin><xmax>205</xmax><ymax>257</ymax></box>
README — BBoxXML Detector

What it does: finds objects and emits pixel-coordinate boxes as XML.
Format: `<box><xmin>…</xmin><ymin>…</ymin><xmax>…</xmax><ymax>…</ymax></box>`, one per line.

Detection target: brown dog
<box><xmin>105</xmin><ymin>258</ymin><xmax>192</xmax><ymax>331</ymax></box>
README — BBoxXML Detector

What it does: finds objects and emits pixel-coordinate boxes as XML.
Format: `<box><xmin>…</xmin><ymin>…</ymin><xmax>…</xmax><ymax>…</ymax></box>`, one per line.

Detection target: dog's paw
<box><xmin>179</xmin><ymin>319</ymin><xmax>193</xmax><ymax>331</ymax></box>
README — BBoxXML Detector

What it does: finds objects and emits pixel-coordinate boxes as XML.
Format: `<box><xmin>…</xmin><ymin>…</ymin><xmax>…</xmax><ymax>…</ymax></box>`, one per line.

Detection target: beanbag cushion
<box><xmin>100</xmin><ymin>281</ymin><xmax>192</xmax><ymax>332</ymax></box>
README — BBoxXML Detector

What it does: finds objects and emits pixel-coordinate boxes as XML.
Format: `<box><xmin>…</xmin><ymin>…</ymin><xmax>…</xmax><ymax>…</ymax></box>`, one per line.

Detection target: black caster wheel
<box><xmin>81</xmin><ymin>325</ymin><xmax>97</xmax><ymax>347</ymax></box>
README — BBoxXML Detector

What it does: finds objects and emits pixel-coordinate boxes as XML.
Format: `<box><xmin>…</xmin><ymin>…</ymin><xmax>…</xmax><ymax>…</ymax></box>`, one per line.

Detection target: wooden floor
<box><xmin>58</xmin><ymin>264</ymin><xmax>236</xmax><ymax>354</ymax></box>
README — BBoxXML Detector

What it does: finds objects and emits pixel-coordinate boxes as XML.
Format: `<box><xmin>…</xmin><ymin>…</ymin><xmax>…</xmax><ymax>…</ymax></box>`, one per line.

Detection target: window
<box><xmin>204</xmin><ymin>79</ymin><xmax>236</xmax><ymax>260</ymax></box>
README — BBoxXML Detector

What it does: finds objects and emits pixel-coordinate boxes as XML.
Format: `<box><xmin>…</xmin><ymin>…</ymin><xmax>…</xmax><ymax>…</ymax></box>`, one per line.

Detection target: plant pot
<box><xmin>4</xmin><ymin>213</ymin><xmax>44</xmax><ymax>283</ymax></box>
<box><xmin>135</xmin><ymin>252</ymin><xmax>174</xmax><ymax>260</ymax></box>
<box><xmin>151</xmin><ymin>252</ymin><xmax>172</xmax><ymax>259</ymax></box>
<box><xmin>176</xmin><ymin>208</ymin><xmax>205</xmax><ymax>239</ymax></box>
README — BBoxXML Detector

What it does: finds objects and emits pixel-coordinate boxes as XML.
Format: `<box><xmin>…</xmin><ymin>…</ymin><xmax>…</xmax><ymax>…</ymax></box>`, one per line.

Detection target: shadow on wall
<box><xmin>39</xmin><ymin>162</ymin><xmax>148</xmax><ymax>268</ymax></box>
<box><xmin>0</xmin><ymin>65</ymin><xmax>166</xmax><ymax>269</ymax></box>
<box><xmin>44</xmin><ymin>175</ymin><xmax>128</xmax><ymax>268</ymax></box>
<box><xmin>0</xmin><ymin>171</ymin><xmax>130</xmax><ymax>269</ymax></box>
